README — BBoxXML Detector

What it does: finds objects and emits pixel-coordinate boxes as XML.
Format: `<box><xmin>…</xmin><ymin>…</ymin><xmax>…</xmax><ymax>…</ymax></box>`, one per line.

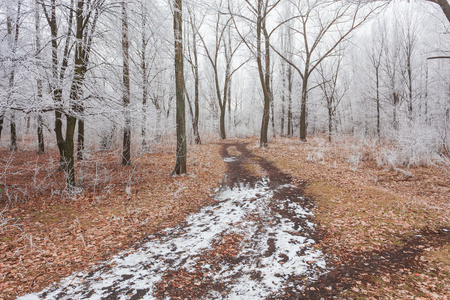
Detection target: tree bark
<box><xmin>122</xmin><ymin>0</ymin><xmax>131</xmax><ymax>166</ymax></box>
<box><xmin>255</xmin><ymin>1</ymin><xmax>272</xmax><ymax>148</ymax></box>
<box><xmin>300</xmin><ymin>74</ymin><xmax>309</xmax><ymax>142</ymax></box>
<box><xmin>140</xmin><ymin>2</ymin><xmax>149</xmax><ymax>149</ymax></box>
<box><xmin>376</xmin><ymin>66</ymin><xmax>381</xmax><ymax>140</ymax></box>
<box><xmin>77</xmin><ymin>118</ymin><xmax>84</xmax><ymax>160</ymax></box>
<box><xmin>6</xmin><ymin>1</ymin><xmax>22</xmax><ymax>151</ymax></box>
<box><xmin>173</xmin><ymin>0</ymin><xmax>187</xmax><ymax>175</ymax></box>
<box><xmin>37</xmin><ymin>115</ymin><xmax>45</xmax><ymax>154</ymax></box>
<box><xmin>35</xmin><ymin>0</ymin><xmax>45</xmax><ymax>154</ymax></box>
<box><xmin>10</xmin><ymin>115</ymin><xmax>17</xmax><ymax>151</ymax></box>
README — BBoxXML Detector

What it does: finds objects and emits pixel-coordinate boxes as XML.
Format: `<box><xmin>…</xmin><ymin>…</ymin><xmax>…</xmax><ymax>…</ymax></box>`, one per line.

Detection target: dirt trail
<box><xmin>17</xmin><ymin>142</ymin><xmax>449</xmax><ymax>299</ymax></box>
<box><xmin>17</xmin><ymin>142</ymin><xmax>325</xmax><ymax>299</ymax></box>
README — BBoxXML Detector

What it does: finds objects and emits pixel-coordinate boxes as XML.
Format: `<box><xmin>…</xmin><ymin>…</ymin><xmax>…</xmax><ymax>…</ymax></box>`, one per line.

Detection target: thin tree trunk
<box><xmin>256</xmin><ymin>3</ymin><xmax>271</xmax><ymax>148</ymax></box>
<box><xmin>141</xmin><ymin>5</ymin><xmax>148</xmax><ymax>149</ymax></box>
<box><xmin>376</xmin><ymin>66</ymin><xmax>381</xmax><ymax>140</ymax></box>
<box><xmin>287</xmin><ymin>65</ymin><xmax>293</xmax><ymax>137</ymax></box>
<box><xmin>6</xmin><ymin>1</ymin><xmax>22</xmax><ymax>152</ymax></box>
<box><xmin>300</xmin><ymin>74</ymin><xmax>309</xmax><ymax>141</ymax></box>
<box><xmin>393</xmin><ymin>92</ymin><xmax>399</xmax><ymax>131</ymax></box>
<box><xmin>328</xmin><ymin>106</ymin><xmax>333</xmax><ymax>142</ymax></box>
<box><xmin>280</xmin><ymin>60</ymin><xmax>286</xmax><ymax>137</ymax></box>
<box><xmin>193</xmin><ymin>58</ymin><xmax>201</xmax><ymax>144</ymax></box>
<box><xmin>122</xmin><ymin>0</ymin><xmax>131</xmax><ymax>166</ymax></box>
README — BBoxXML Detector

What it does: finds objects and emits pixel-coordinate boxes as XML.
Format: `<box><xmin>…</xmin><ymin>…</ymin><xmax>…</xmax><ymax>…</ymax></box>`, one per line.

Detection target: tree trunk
<box><xmin>122</xmin><ymin>0</ymin><xmax>131</xmax><ymax>166</ymax></box>
<box><xmin>220</xmin><ymin>108</ymin><xmax>226</xmax><ymax>139</ymax></box>
<box><xmin>6</xmin><ymin>2</ymin><xmax>22</xmax><ymax>152</ymax></box>
<box><xmin>63</xmin><ymin>115</ymin><xmax>77</xmax><ymax>187</ymax></box>
<box><xmin>256</xmin><ymin>4</ymin><xmax>271</xmax><ymax>148</ymax></box>
<box><xmin>393</xmin><ymin>92</ymin><xmax>399</xmax><ymax>131</ymax></box>
<box><xmin>0</xmin><ymin>115</ymin><xmax>3</xmax><ymax>141</ymax></box>
<box><xmin>77</xmin><ymin>118</ymin><xmax>84</xmax><ymax>160</ymax></box>
<box><xmin>376</xmin><ymin>66</ymin><xmax>381</xmax><ymax>140</ymax></box>
<box><xmin>271</xmin><ymin>85</ymin><xmax>275</xmax><ymax>138</ymax></box>
<box><xmin>193</xmin><ymin>60</ymin><xmax>201</xmax><ymax>144</ymax></box>
<box><xmin>10</xmin><ymin>115</ymin><xmax>17</xmax><ymax>151</ymax></box>
<box><xmin>173</xmin><ymin>0</ymin><xmax>187</xmax><ymax>175</ymax></box>
<box><xmin>300</xmin><ymin>75</ymin><xmax>308</xmax><ymax>142</ymax></box>
<box><xmin>328</xmin><ymin>107</ymin><xmax>333</xmax><ymax>143</ymax></box>
<box><xmin>287</xmin><ymin>65</ymin><xmax>293</xmax><ymax>137</ymax></box>
<box><xmin>280</xmin><ymin>60</ymin><xmax>286</xmax><ymax>137</ymax></box>
<box><xmin>37</xmin><ymin>115</ymin><xmax>45</xmax><ymax>154</ymax></box>
<box><xmin>140</xmin><ymin>6</ymin><xmax>148</xmax><ymax>150</ymax></box>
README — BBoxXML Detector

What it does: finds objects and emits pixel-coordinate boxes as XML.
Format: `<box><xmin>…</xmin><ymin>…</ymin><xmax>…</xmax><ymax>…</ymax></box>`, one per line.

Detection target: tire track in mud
<box><xmin>18</xmin><ymin>142</ymin><xmax>327</xmax><ymax>300</ymax></box>
<box><xmin>219</xmin><ymin>142</ymin><xmax>450</xmax><ymax>299</ymax></box>
<box><xmin>17</xmin><ymin>142</ymin><xmax>449</xmax><ymax>299</ymax></box>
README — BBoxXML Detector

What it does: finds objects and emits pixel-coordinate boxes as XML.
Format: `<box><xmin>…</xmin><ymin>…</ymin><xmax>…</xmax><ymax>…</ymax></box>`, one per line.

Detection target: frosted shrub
<box><xmin>378</xmin><ymin>123</ymin><xmax>448</xmax><ymax>168</ymax></box>
<box><xmin>306</xmin><ymin>137</ymin><xmax>327</xmax><ymax>163</ymax></box>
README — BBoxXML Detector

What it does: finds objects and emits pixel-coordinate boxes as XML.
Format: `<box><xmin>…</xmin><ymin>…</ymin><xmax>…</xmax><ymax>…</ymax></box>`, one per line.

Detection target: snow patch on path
<box><xmin>18</xmin><ymin>178</ymin><xmax>326</xmax><ymax>300</ymax></box>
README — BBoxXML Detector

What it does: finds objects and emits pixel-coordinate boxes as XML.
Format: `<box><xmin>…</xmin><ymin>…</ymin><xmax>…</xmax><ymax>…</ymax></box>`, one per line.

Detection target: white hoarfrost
<box><xmin>18</xmin><ymin>178</ymin><xmax>326</xmax><ymax>300</ymax></box>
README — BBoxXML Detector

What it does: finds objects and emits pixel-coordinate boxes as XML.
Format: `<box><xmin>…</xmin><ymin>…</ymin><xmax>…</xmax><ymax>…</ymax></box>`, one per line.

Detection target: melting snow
<box><xmin>18</xmin><ymin>178</ymin><xmax>326</xmax><ymax>300</ymax></box>
<box><xmin>223</xmin><ymin>157</ymin><xmax>237</xmax><ymax>162</ymax></box>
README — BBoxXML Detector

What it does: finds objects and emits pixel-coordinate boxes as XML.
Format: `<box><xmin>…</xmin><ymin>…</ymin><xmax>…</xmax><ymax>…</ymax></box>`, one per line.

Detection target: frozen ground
<box><xmin>18</xmin><ymin>178</ymin><xmax>325</xmax><ymax>300</ymax></box>
<box><xmin>18</xmin><ymin>144</ymin><xmax>327</xmax><ymax>299</ymax></box>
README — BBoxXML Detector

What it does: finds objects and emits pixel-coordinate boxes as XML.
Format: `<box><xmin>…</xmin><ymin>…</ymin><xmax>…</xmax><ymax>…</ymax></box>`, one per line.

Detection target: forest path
<box><xmin>18</xmin><ymin>142</ymin><xmax>327</xmax><ymax>300</ymax></box>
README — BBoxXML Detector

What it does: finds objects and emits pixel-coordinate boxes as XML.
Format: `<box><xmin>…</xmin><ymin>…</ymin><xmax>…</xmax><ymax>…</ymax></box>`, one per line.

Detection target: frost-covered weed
<box><xmin>378</xmin><ymin>123</ymin><xmax>449</xmax><ymax>168</ymax></box>
<box><xmin>306</xmin><ymin>137</ymin><xmax>327</xmax><ymax>163</ymax></box>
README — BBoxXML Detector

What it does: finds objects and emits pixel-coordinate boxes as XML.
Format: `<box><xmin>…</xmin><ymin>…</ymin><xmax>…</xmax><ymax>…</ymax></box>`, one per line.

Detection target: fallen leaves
<box><xmin>0</xmin><ymin>143</ymin><xmax>226</xmax><ymax>299</ymax></box>
<box><xmin>254</xmin><ymin>137</ymin><xmax>450</xmax><ymax>299</ymax></box>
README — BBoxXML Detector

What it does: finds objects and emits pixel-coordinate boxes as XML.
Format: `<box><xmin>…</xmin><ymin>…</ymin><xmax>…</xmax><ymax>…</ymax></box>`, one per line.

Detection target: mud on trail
<box><xmin>17</xmin><ymin>141</ymin><xmax>449</xmax><ymax>299</ymax></box>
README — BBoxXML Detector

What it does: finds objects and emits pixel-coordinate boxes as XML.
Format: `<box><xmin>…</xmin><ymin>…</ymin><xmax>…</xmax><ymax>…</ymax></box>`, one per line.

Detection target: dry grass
<box><xmin>254</xmin><ymin>137</ymin><xmax>450</xmax><ymax>299</ymax></box>
<box><xmin>1</xmin><ymin>136</ymin><xmax>449</xmax><ymax>299</ymax></box>
<box><xmin>0</xmin><ymin>142</ymin><xmax>225</xmax><ymax>299</ymax></box>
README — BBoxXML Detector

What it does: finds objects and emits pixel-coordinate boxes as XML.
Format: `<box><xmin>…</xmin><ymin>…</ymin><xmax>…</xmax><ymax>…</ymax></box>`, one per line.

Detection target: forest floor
<box><xmin>1</xmin><ymin>137</ymin><xmax>449</xmax><ymax>299</ymax></box>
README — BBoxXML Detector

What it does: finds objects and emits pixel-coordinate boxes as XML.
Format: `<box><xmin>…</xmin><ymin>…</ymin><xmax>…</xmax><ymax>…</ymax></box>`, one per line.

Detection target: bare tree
<box><xmin>197</xmin><ymin>1</ymin><xmax>244</xmax><ymax>140</ymax></box>
<box><xmin>230</xmin><ymin>0</ymin><xmax>282</xmax><ymax>147</ymax></box>
<box><xmin>316</xmin><ymin>53</ymin><xmax>348</xmax><ymax>142</ymax></box>
<box><xmin>185</xmin><ymin>5</ymin><xmax>204</xmax><ymax>145</ymax></box>
<box><xmin>367</xmin><ymin>30</ymin><xmax>385</xmax><ymax>140</ymax></box>
<box><xmin>1</xmin><ymin>0</ymin><xmax>23</xmax><ymax>151</ymax></box>
<box><xmin>273</xmin><ymin>0</ymin><xmax>383</xmax><ymax>141</ymax></box>
<box><xmin>41</xmin><ymin>0</ymin><xmax>102</xmax><ymax>187</ymax></box>
<box><xmin>278</xmin><ymin>11</ymin><xmax>294</xmax><ymax>137</ymax></box>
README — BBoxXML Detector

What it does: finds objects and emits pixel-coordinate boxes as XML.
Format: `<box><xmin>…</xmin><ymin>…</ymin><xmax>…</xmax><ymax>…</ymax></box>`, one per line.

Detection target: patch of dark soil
<box><xmin>154</xmin><ymin>268</ymin><xmax>224</xmax><ymax>300</ymax></box>
<box><xmin>219</xmin><ymin>142</ymin><xmax>293</xmax><ymax>188</ymax></box>
<box><xmin>274</xmin><ymin>227</ymin><xmax>450</xmax><ymax>299</ymax></box>
<box><xmin>219</xmin><ymin>142</ymin><xmax>449</xmax><ymax>299</ymax></box>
